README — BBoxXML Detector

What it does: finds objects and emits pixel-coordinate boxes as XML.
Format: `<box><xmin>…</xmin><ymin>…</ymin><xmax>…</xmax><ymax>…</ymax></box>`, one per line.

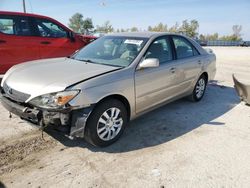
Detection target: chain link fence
<box><xmin>196</xmin><ymin>40</ymin><xmax>250</xmax><ymax>46</ymax></box>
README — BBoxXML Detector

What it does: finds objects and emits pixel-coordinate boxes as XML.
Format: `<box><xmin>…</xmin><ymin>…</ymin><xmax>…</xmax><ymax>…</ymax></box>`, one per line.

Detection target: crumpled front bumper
<box><xmin>1</xmin><ymin>93</ymin><xmax>42</xmax><ymax>124</ymax></box>
<box><xmin>0</xmin><ymin>92</ymin><xmax>94</xmax><ymax>138</ymax></box>
<box><xmin>233</xmin><ymin>74</ymin><xmax>250</xmax><ymax>105</ymax></box>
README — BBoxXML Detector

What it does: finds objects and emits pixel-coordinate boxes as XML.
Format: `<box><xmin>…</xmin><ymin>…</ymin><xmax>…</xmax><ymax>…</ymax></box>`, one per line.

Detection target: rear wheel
<box><xmin>189</xmin><ymin>74</ymin><xmax>207</xmax><ymax>102</ymax></box>
<box><xmin>84</xmin><ymin>99</ymin><xmax>128</xmax><ymax>147</ymax></box>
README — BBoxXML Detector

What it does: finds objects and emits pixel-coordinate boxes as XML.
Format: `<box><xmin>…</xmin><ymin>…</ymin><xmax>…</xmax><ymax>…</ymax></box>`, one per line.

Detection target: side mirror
<box><xmin>138</xmin><ymin>58</ymin><xmax>159</xmax><ymax>69</ymax></box>
<box><xmin>205</xmin><ymin>48</ymin><xmax>213</xmax><ymax>54</ymax></box>
<box><xmin>68</xmin><ymin>31</ymin><xmax>75</xmax><ymax>42</ymax></box>
<box><xmin>67</xmin><ymin>49</ymin><xmax>79</xmax><ymax>58</ymax></box>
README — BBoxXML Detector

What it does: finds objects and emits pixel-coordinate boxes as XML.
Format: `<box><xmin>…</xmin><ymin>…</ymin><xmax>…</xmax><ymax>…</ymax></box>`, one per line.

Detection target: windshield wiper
<box><xmin>97</xmin><ymin>62</ymin><xmax>124</xmax><ymax>68</ymax></box>
<box><xmin>75</xmin><ymin>59</ymin><xmax>124</xmax><ymax>68</ymax></box>
<box><xmin>79</xmin><ymin>59</ymin><xmax>98</xmax><ymax>64</ymax></box>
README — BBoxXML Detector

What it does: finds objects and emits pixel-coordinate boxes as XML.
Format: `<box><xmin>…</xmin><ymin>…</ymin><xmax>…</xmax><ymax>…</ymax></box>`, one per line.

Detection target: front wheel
<box><xmin>189</xmin><ymin>75</ymin><xmax>207</xmax><ymax>102</ymax></box>
<box><xmin>84</xmin><ymin>99</ymin><xmax>128</xmax><ymax>147</ymax></box>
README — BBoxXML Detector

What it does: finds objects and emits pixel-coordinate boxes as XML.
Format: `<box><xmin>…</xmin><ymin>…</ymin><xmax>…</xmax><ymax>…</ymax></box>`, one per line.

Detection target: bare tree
<box><xmin>68</xmin><ymin>13</ymin><xmax>84</xmax><ymax>33</ymax></box>
<box><xmin>130</xmin><ymin>27</ymin><xmax>139</xmax><ymax>32</ymax></box>
<box><xmin>232</xmin><ymin>25</ymin><xmax>242</xmax><ymax>39</ymax></box>
<box><xmin>82</xmin><ymin>18</ymin><xmax>94</xmax><ymax>34</ymax></box>
<box><xmin>96</xmin><ymin>21</ymin><xmax>114</xmax><ymax>33</ymax></box>
<box><xmin>68</xmin><ymin>13</ymin><xmax>94</xmax><ymax>34</ymax></box>
<box><xmin>179</xmin><ymin>20</ymin><xmax>199</xmax><ymax>38</ymax></box>
<box><xmin>168</xmin><ymin>22</ymin><xmax>180</xmax><ymax>33</ymax></box>
<box><xmin>199</xmin><ymin>33</ymin><xmax>218</xmax><ymax>40</ymax></box>
<box><xmin>147</xmin><ymin>23</ymin><xmax>168</xmax><ymax>32</ymax></box>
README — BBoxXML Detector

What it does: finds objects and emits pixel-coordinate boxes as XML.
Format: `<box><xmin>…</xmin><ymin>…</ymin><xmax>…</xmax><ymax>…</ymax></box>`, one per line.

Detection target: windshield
<box><xmin>72</xmin><ymin>36</ymin><xmax>148</xmax><ymax>67</ymax></box>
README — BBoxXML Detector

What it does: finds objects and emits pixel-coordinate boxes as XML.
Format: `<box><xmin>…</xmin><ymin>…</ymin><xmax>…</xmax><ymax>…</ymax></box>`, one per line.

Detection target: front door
<box><xmin>135</xmin><ymin>36</ymin><xmax>183</xmax><ymax>113</ymax></box>
<box><xmin>31</xmin><ymin>17</ymin><xmax>78</xmax><ymax>59</ymax></box>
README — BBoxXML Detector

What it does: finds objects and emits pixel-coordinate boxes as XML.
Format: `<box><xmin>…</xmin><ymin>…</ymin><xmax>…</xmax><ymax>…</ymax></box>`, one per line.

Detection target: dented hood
<box><xmin>2</xmin><ymin>57</ymin><xmax>119</xmax><ymax>99</ymax></box>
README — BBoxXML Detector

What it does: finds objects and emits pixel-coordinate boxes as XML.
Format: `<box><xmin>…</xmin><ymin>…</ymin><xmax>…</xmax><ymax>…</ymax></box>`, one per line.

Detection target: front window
<box><xmin>145</xmin><ymin>37</ymin><xmax>173</xmax><ymax>64</ymax></box>
<box><xmin>35</xmin><ymin>18</ymin><xmax>67</xmax><ymax>38</ymax></box>
<box><xmin>72</xmin><ymin>36</ymin><xmax>148</xmax><ymax>67</ymax></box>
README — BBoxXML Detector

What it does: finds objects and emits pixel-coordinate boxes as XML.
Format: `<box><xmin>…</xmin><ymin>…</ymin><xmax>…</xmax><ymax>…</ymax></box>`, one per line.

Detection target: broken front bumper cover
<box><xmin>1</xmin><ymin>94</ymin><xmax>42</xmax><ymax>124</ymax></box>
<box><xmin>0</xmin><ymin>92</ymin><xmax>94</xmax><ymax>138</ymax></box>
<box><xmin>233</xmin><ymin>74</ymin><xmax>250</xmax><ymax>105</ymax></box>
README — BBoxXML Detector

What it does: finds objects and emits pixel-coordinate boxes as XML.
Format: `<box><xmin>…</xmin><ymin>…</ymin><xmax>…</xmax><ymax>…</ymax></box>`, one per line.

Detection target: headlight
<box><xmin>29</xmin><ymin>90</ymin><xmax>80</xmax><ymax>109</ymax></box>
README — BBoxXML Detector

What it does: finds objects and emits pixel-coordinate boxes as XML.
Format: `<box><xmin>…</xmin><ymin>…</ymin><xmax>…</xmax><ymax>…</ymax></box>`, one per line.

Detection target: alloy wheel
<box><xmin>97</xmin><ymin>107</ymin><xmax>123</xmax><ymax>141</ymax></box>
<box><xmin>195</xmin><ymin>78</ymin><xmax>206</xmax><ymax>99</ymax></box>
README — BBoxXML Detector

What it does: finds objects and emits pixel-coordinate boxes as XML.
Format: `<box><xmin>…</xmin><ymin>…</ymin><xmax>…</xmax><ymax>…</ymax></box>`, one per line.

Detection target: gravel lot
<box><xmin>0</xmin><ymin>47</ymin><xmax>250</xmax><ymax>188</ymax></box>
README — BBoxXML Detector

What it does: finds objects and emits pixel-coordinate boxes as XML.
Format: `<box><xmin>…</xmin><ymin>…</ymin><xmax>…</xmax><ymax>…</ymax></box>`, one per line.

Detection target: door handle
<box><xmin>40</xmin><ymin>41</ymin><xmax>51</xmax><ymax>45</ymax></box>
<box><xmin>0</xmin><ymin>40</ymin><xmax>6</xmax><ymax>44</ymax></box>
<box><xmin>170</xmin><ymin>67</ymin><xmax>176</xmax><ymax>73</ymax></box>
<box><xmin>197</xmin><ymin>60</ymin><xmax>202</xmax><ymax>65</ymax></box>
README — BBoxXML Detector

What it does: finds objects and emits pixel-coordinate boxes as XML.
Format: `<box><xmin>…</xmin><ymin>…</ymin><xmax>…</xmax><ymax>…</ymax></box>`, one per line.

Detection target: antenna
<box><xmin>22</xmin><ymin>0</ymin><xmax>26</xmax><ymax>13</ymax></box>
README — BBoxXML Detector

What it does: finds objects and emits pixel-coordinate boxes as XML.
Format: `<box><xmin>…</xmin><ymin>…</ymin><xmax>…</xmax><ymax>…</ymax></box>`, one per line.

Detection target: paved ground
<box><xmin>0</xmin><ymin>47</ymin><xmax>250</xmax><ymax>188</ymax></box>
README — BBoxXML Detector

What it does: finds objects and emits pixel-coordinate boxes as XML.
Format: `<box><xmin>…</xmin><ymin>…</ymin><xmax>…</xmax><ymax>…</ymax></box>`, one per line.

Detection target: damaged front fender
<box><xmin>70</xmin><ymin>105</ymin><xmax>95</xmax><ymax>138</ymax></box>
<box><xmin>233</xmin><ymin>74</ymin><xmax>250</xmax><ymax>105</ymax></box>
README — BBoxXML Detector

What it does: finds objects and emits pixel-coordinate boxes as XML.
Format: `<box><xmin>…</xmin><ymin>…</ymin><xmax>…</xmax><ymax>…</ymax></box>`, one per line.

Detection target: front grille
<box><xmin>3</xmin><ymin>82</ymin><xmax>31</xmax><ymax>103</ymax></box>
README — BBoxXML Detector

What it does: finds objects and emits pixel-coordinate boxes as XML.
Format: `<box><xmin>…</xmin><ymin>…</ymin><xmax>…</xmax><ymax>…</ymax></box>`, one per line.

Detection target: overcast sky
<box><xmin>1</xmin><ymin>0</ymin><xmax>250</xmax><ymax>40</ymax></box>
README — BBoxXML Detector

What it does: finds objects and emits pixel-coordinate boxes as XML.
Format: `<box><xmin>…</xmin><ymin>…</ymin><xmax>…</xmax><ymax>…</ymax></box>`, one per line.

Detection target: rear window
<box><xmin>0</xmin><ymin>16</ymin><xmax>32</xmax><ymax>36</ymax></box>
<box><xmin>173</xmin><ymin>36</ymin><xmax>200</xmax><ymax>59</ymax></box>
<box><xmin>0</xmin><ymin>18</ymin><xmax>14</xmax><ymax>34</ymax></box>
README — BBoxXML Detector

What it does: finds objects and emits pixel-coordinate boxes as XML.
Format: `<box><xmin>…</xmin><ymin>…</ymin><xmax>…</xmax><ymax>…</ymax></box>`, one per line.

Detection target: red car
<box><xmin>0</xmin><ymin>11</ymin><xmax>96</xmax><ymax>77</ymax></box>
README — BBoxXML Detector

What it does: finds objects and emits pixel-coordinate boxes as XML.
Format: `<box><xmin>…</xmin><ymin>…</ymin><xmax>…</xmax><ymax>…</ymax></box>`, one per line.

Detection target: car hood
<box><xmin>76</xmin><ymin>34</ymin><xmax>97</xmax><ymax>43</ymax></box>
<box><xmin>3</xmin><ymin>58</ymin><xmax>120</xmax><ymax>100</ymax></box>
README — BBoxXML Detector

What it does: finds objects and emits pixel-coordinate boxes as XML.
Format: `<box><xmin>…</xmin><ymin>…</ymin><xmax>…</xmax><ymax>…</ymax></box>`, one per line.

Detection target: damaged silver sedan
<box><xmin>0</xmin><ymin>32</ymin><xmax>216</xmax><ymax>146</ymax></box>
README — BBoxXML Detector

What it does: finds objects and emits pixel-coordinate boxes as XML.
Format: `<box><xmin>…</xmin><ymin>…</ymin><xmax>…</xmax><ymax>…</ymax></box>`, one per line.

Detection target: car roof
<box><xmin>107</xmin><ymin>32</ymin><xmax>183</xmax><ymax>39</ymax></box>
<box><xmin>108</xmin><ymin>32</ymin><xmax>207</xmax><ymax>55</ymax></box>
<box><xmin>0</xmin><ymin>11</ymin><xmax>72</xmax><ymax>32</ymax></box>
<box><xmin>0</xmin><ymin>11</ymin><xmax>52</xmax><ymax>20</ymax></box>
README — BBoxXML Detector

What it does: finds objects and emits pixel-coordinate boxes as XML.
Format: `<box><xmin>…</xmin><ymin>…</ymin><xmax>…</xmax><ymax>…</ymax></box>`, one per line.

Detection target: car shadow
<box><xmin>46</xmin><ymin>83</ymin><xmax>240</xmax><ymax>153</ymax></box>
<box><xmin>0</xmin><ymin>181</ymin><xmax>6</xmax><ymax>188</ymax></box>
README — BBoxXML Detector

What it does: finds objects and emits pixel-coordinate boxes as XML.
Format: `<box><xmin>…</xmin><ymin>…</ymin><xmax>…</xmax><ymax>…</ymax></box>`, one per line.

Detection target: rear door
<box><xmin>0</xmin><ymin>15</ymin><xmax>40</xmax><ymax>74</ymax></box>
<box><xmin>171</xmin><ymin>35</ymin><xmax>203</xmax><ymax>92</ymax></box>
<box><xmin>31</xmin><ymin>17</ymin><xmax>80</xmax><ymax>59</ymax></box>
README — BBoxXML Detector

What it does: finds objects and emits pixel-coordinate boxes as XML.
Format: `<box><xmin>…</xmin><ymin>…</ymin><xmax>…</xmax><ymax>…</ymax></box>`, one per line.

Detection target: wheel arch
<box><xmin>70</xmin><ymin>94</ymin><xmax>131</xmax><ymax>139</ymax></box>
<box><xmin>201</xmin><ymin>72</ymin><xmax>208</xmax><ymax>83</ymax></box>
<box><xmin>95</xmin><ymin>94</ymin><xmax>131</xmax><ymax>120</ymax></box>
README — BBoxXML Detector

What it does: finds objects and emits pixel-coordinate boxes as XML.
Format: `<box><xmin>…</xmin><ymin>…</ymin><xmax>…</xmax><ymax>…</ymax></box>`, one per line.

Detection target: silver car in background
<box><xmin>0</xmin><ymin>32</ymin><xmax>216</xmax><ymax>146</ymax></box>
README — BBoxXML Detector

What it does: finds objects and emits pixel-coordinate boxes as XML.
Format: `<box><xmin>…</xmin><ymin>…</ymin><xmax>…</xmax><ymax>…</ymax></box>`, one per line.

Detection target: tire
<box><xmin>189</xmin><ymin>74</ymin><xmax>207</xmax><ymax>102</ymax></box>
<box><xmin>84</xmin><ymin>99</ymin><xmax>128</xmax><ymax>147</ymax></box>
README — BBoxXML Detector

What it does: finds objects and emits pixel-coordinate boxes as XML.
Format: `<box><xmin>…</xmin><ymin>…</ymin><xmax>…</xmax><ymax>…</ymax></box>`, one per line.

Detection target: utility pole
<box><xmin>22</xmin><ymin>0</ymin><xmax>26</xmax><ymax>13</ymax></box>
